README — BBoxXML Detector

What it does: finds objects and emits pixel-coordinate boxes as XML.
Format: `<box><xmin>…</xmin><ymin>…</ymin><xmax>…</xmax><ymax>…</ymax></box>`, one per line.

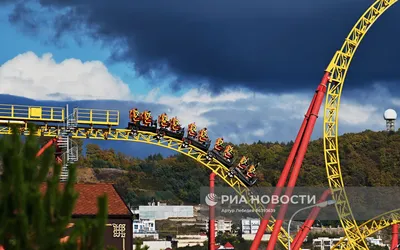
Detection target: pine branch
<box><xmin>0</xmin><ymin>124</ymin><xmax>110</xmax><ymax>250</ymax></box>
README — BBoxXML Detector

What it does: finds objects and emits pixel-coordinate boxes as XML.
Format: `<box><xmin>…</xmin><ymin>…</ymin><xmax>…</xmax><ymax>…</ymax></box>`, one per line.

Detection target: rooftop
<box><xmin>40</xmin><ymin>183</ymin><xmax>132</xmax><ymax>216</ymax></box>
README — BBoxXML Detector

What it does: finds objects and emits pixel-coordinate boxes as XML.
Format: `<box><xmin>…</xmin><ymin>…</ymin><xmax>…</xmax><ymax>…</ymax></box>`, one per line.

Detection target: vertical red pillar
<box><xmin>392</xmin><ymin>224</ymin><xmax>398</xmax><ymax>250</ymax></box>
<box><xmin>251</xmin><ymin>72</ymin><xmax>330</xmax><ymax>250</ymax></box>
<box><xmin>265</xmin><ymin>72</ymin><xmax>329</xmax><ymax>250</ymax></box>
<box><xmin>209</xmin><ymin>172</ymin><xmax>216</xmax><ymax>250</ymax></box>
<box><xmin>250</xmin><ymin>87</ymin><xmax>318</xmax><ymax>250</ymax></box>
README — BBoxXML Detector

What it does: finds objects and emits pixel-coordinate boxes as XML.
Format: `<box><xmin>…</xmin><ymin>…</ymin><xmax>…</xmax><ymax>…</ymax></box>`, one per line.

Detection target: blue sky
<box><xmin>0</xmin><ymin>3</ymin><xmax>184</xmax><ymax>98</ymax></box>
<box><xmin>0</xmin><ymin>0</ymin><xmax>399</xmax><ymax>158</ymax></box>
<box><xmin>0</xmin><ymin>10</ymin><xmax>151</xmax><ymax>96</ymax></box>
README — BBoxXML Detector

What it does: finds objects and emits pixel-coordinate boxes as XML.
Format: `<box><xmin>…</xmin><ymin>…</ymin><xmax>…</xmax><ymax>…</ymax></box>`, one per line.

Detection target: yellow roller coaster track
<box><xmin>332</xmin><ymin>208</ymin><xmax>400</xmax><ymax>249</ymax></box>
<box><xmin>323</xmin><ymin>0</ymin><xmax>398</xmax><ymax>249</ymax></box>
<box><xmin>0</xmin><ymin>103</ymin><xmax>294</xmax><ymax>249</ymax></box>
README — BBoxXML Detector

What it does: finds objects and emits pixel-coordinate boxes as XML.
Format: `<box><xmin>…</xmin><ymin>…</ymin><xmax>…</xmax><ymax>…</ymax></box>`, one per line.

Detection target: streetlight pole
<box><xmin>287</xmin><ymin>200</ymin><xmax>336</xmax><ymax>250</ymax></box>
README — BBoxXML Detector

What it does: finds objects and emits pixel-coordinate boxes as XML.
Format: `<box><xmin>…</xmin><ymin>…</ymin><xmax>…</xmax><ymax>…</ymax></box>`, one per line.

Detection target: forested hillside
<box><xmin>44</xmin><ymin>129</ymin><xmax>400</xmax><ymax>206</ymax></box>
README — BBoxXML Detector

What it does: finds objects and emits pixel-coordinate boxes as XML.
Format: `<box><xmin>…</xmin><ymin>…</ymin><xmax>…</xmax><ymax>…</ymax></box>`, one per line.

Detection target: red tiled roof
<box><xmin>40</xmin><ymin>183</ymin><xmax>132</xmax><ymax>216</ymax></box>
<box><xmin>224</xmin><ymin>242</ymin><xmax>234</xmax><ymax>249</ymax></box>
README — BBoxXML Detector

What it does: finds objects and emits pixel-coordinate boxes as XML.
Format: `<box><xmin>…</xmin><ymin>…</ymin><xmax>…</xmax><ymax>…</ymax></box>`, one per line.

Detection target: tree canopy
<box><xmin>65</xmin><ymin>129</ymin><xmax>400</xmax><ymax>206</ymax></box>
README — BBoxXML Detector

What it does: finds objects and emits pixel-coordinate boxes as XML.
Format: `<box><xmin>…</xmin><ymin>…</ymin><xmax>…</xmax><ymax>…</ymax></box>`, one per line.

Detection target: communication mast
<box><xmin>383</xmin><ymin>108</ymin><xmax>397</xmax><ymax>132</ymax></box>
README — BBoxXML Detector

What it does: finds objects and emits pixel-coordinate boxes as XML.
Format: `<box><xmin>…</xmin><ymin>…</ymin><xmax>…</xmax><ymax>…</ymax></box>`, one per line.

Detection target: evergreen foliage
<box><xmin>0</xmin><ymin>125</ymin><xmax>112</xmax><ymax>250</ymax></box>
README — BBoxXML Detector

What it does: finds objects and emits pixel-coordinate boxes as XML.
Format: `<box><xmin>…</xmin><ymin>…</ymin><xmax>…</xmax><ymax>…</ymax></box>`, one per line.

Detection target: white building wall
<box><xmin>133</xmin><ymin>219</ymin><xmax>156</xmax><ymax>233</ymax></box>
<box><xmin>140</xmin><ymin>241</ymin><xmax>172</xmax><ymax>250</ymax></box>
<box><xmin>241</xmin><ymin>218</ymin><xmax>261</xmax><ymax>234</ymax></box>
<box><xmin>205</xmin><ymin>220</ymin><xmax>232</xmax><ymax>232</ymax></box>
<box><xmin>139</xmin><ymin>205</ymin><xmax>194</xmax><ymax>220</ymax></box>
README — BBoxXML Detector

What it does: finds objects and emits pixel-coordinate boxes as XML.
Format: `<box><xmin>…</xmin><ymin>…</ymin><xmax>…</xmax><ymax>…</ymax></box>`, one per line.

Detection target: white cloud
<box><xmin>134</xmin><ymin>85</ymin><xmax>391</xmax><ymax>143</ymax></box>
<box><xmin>0</xmin><ymin>51</ymin><xmax>133</xmax><ymax>100</ymax></box>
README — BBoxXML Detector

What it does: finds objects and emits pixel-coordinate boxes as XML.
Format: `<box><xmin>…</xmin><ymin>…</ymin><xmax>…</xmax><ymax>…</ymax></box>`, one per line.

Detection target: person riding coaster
<box><xmin>188</xmin><ymin>122</ymin><xmax>197</xmax><ymax>137</ymax></box>
<box><xmin>170</xmin><ymin>117</ymin><xmax>181</xmax><ymax>131</ymax></box>
<box><xmin>223</xmin><ymin>145</ymin><xmax>234</xmax><ymax>160</ymax></box>
<box><xmin>141</xmin><ymin>110</ymin><xmax>153</xmax><ymax>126</ymax></box>
<box><xmin>236</xmin><ymin>162</ymin><xmax>258</xmax><ymax>186</ymax></box>
<box><xmin>237</xmin><ymin>156</ymin><xmax>249</xmax><ymax>170</ymax></box>
<box><xmin>158</xmin><ymin>113</ymin><xmax>169</xmax><ymax>128</ymax></box>
<box><xmin>154</xmin><ymin>115</ymin><xmax>184</xmax><ymax>141</ymax></box>
<box><xmin>245</xmin><ymin>164</ymin><xmax>256</xmax><ymax>179</ymax></box>
<box><xmin>182</xmin><ymin>122</ymin><xmax>211</xmax><ymax>152</ymax></box>
<box><xmin>213</xmin><ymin>137</ymin><xmax>224</xmax><ymax>151</ymax></box>
<box><xmin>198</xmin><ymin>128</ymin><xmax>208</xmax><ymax>143</ymax></box>
<box><xmin>129</xmin><ymin>108</ymin><xmax>141</xmax><ymax>123</ymax></box>
<box><xmin>205</xmin><ymin>139</ymin><xmax>234</xmax><ymax>166</ymax></box>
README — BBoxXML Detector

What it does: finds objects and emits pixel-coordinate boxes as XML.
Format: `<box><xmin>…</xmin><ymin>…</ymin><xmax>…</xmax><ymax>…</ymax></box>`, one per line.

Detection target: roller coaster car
<box><xmin>128</xmin><ymin>120</ymin><xmax>157</xmax><ymax>132</ymax></box>
<box><xmin>128</xmin><ymin>110</ymin><xmax>157</xmax><ymax>133</ymax></box>
<box><xmin>182</xmin><ymin>125</ymin><xmax>211</xmax><ymax>152</ymax></box>
<box><xmin>182</xmin><ymin>135</ymin><xmax>211</xmax><ymax>152</ymax></box>
<box><xmin>157</xmin><ymin>127</ymin><xmax>185</xmax><ymax>140</ymax></box>
<box><xmin>155</xmin><ymin>115</ymin><xmax>185</xmax><ymax>140</ymax></box>
<box><xmin>228</xmin><ymin>163</ymin><xmax>258</xmax><ymax>187</ymax></box>
<box><xmin>206</xmin><ymin>145</ymin><xmax>234</xmax><ymax>167</ymax></box>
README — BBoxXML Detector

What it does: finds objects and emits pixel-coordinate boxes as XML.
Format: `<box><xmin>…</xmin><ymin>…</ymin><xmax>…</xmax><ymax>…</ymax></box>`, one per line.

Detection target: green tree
<box><xmin>134</xmin><ymin>243</ymin><xmax>149</xmax><ymax>250</ymax></box>
<box><xmin>133</xmin><ymin>239</ymin><xmax>149</xmax><ymax>250</ymax></box>
<box><xmin>0</xmin><ymin>125</ymin><xmax>112</xmax><ymax>250</ymax></box>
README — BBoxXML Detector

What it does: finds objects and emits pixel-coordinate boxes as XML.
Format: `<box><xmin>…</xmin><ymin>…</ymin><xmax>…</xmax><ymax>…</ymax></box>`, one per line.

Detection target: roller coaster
<box><xmin>0</xmin><ymin>103</ymin><xmax>294</xmax><ymax>248</ymax></box>
<box><xmin>0</xmin><ymin>0</ymin><xmax>399</xmax><ymax>249</ymax></box>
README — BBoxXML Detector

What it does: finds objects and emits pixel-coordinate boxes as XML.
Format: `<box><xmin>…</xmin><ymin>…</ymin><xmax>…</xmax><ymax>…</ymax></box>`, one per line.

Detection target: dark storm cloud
<box><xmin>3</xmin><ymin>0</ymin><xmax>400</xmax><ymax>93</ymax></box>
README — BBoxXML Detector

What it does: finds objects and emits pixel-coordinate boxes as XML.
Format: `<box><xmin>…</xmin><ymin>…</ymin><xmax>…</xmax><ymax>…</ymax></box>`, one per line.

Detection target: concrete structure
<box><xmin>384</xmin><ymin>108</ymin><xmax>397</xmax><ymax>131</ymax></box>
<box><xmin>139</xmin><ymin>203</ymin><xmax>193</xmax><ymax>220</ymax></box>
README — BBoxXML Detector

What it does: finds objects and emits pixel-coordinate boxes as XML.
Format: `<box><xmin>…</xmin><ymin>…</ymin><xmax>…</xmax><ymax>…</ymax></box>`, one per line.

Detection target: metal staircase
<box><xmin>58</xmin><ymin>105</ymin><xmax>79</xmax><ymax>182</ymax></box>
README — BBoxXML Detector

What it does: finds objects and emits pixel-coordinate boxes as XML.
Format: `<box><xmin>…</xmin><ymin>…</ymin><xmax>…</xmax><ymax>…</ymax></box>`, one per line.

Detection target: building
<box><xmin>133</xmin><ymin>219</ymin><xmax>156</xmax><ymax>233</ymax></box>
<box><xmin>366</xmin><ymin>236</ymin><xmax>386</xmax><ymax>247</ymax></box>
<box><xmin>217</xmin><ymin>242</ymin><xmax>235</xmax><ymax>249</ymax></box>
<box><xmin>133</xmin><ymin>219</ymin><xmax>159</xmax><ymax>239</ymax></box>
<box><xmin>312</xmin><ymin>237</ymin><xmax>347</xmax><ymax>249</ymax></box>
<box><xmin>312</xmin><ymin>236</ymin><xmax>385</xmax><ymax>249</ymax></box>
<box><xmin>241</xmin><ymin>218</ymin><xmax>260</xmax><ymax>234</ymax></box>
<box><xmin>40</xmin><ymin>183</ymin><xmax>133</xmax><ymax>250</ymax></box>
<box><xmin>206</xmin><ymin>219</ymin><xmax>232</xmax><ymax>232</ymax></box>
<box><xmin>138</xmin><ymin>203</ymin><xmax>193</xmax><ymax>220</ymax></box>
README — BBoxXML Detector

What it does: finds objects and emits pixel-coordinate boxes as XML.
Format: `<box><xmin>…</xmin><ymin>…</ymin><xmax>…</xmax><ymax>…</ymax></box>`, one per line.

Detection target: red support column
<box><xmin>266</xmin><ymin>72</ymin><xmax>329</xmax><ymax>250</ymax></box>
<box><xmin>250</xmin><ymin>81</ymin><xmax>318</xmax><ymax>250</ymax></box>
<box><xmin>392</xmin><ymin>224</ymin><xmax>398</xmax><ymax>250</ymax></box>
<box><xmin>209</xmin><ymin>172</ymin><xmax>216</xmax><ymax>250</ymax></box>
<box><xmin>291</xmin><ymin>189</ymin><xmax>331</xmax><ymax>250</ymax></box>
